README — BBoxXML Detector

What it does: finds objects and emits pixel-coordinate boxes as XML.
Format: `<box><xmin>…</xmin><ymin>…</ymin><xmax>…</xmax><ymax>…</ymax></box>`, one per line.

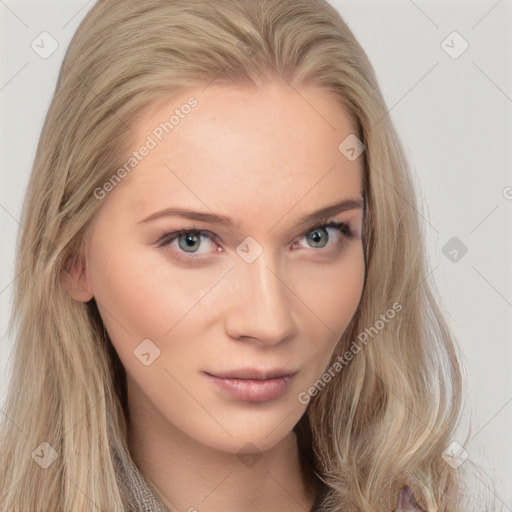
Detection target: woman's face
<box><xmin>67</xmin><ymin>81</ymin><xmax>365</xmax><ymax>454</ymax></box>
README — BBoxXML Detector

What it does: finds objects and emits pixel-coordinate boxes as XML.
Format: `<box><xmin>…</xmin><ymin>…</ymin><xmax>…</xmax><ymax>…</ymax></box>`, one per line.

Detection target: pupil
<box><xmin>180</xmin><ymin>232</ymin><xmax>200</xmax><ymax>252</ymax></box>
<box><xmin>308</xmin><ymin>228</ymin><xmax>327</xmax><ymax>248</ymax></box>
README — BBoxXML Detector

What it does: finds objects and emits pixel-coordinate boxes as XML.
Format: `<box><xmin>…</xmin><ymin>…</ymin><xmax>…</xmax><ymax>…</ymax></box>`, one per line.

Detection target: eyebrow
<box><xmin>137</xmin><ymin>197</ymin><xmax>364</xmax><ymax>231</ymax></box>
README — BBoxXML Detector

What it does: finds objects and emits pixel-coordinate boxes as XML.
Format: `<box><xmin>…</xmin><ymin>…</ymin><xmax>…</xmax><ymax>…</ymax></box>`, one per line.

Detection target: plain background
<box><xmin>1</xmin><ymin>0</ymin><xmax>511</xmax><ymax>507</ymax></box>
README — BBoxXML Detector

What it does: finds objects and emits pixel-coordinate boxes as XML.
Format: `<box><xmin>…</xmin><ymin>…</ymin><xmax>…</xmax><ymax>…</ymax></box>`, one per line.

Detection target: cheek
<box><xmin>295</xmin><ymin>247</ymin><xmax>365</xmax><ymax>376</ymax></box>
<box><xmin>86</xmin><ymin>243</ymin><xmax>228</xmax><ymax>365</ymax></box>
<box><xmin>86</xmin><ymin>244</ymin><xmax>190</xmax><ymax>344</ymax></box>
<box><xmin>294</xmin><ymin>245</ymin><xmax>365</xmax><ymax>337</ymax></box>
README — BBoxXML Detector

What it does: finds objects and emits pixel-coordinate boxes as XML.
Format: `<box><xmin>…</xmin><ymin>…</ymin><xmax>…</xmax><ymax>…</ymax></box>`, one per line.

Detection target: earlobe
<box><xmin>61</xmin><ymin>253</ymin><xmax>94</xmax><ymax>303</ymax></box>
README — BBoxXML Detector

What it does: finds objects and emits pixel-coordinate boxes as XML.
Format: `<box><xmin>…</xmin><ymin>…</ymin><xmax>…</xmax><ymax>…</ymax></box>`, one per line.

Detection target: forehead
<box><xmin>111</xmin><ymin>82</ymin><xmax>363</xmax><ymax>224</ymax></box>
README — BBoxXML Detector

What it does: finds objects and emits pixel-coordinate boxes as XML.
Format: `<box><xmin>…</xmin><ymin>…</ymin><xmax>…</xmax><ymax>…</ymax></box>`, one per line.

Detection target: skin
<box><xmin>63</xmin><ymin>81</ymin><xmax>365</xmax><ymax>512</ymax></box>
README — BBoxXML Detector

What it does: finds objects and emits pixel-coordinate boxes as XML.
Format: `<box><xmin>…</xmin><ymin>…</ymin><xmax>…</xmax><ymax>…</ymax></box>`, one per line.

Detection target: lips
<box><xmin>203</xmin><ymin>368</ymin><xmax>298</xmax><ymax>402</ymax></box>
<box><xmin>205</xmin><ymin>368</ymin><xmax>296</xmax><ymax>380</ymax></box>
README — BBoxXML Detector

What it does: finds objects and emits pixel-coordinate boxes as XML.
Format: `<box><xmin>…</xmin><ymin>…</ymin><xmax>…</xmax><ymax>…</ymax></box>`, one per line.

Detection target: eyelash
<box><xmin>157</xmin><ymin>221</ymin><xmax>355</xmax><ymax>262</ymax></box>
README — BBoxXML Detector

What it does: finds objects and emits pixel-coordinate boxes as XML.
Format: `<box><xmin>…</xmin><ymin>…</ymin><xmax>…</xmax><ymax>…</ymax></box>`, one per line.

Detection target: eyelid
<box><xmin>155</xmin><ymin>224</ymin><xmax>217</xmax><ymax>247</ymax></box>
<box><xmin>301</xmin><ymin>216</ymin><xmax>346</xmax><ymax>234</ymax></box>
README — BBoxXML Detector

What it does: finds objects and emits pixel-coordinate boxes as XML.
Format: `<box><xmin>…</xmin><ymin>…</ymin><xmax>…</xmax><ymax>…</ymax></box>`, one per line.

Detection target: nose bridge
<box><xmin>225</xmin><ymin>247</ymin><xmax>296</xmax><ymax>344</ymax></box>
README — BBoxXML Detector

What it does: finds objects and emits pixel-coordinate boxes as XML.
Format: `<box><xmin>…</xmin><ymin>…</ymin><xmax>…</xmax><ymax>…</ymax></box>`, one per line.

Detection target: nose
<box><xmin>224</xmin><ymin>251</ymin><xmax>297</xmax><ymax>347</ymax></box>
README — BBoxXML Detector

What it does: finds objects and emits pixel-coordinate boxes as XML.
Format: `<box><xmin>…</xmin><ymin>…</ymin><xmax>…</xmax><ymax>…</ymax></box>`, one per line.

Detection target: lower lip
<box><xmin>204</xmin><ymin>373</ymin><xmax>296</xmax><ymax>402</ymax></box>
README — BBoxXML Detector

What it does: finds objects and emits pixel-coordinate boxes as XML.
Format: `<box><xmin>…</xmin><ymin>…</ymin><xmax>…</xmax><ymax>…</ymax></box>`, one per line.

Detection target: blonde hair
<box><xmin>0</xmin><ymin>1</ymin><xmax>498</xmax><ymax>510</ymax></box>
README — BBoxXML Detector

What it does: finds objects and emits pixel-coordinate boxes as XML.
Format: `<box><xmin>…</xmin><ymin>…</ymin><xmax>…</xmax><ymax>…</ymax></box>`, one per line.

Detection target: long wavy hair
<box><xmin>0</xmin><ymin>1</ymin><xmax>498</xmax><ymax>510</ymax></box>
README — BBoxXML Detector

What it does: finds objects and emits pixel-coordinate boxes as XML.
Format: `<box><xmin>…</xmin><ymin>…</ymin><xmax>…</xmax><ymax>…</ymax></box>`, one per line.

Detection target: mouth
<box><xmin>203</xmin><ymin>369</ymin><xmax>298</xmax><ymax>402</ymax></box>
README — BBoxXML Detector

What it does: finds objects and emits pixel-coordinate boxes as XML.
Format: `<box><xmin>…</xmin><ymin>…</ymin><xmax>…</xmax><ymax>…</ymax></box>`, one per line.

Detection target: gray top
<box><xmin>121</xmin><ymin>455</ymin><xmax>420</xmax><ymax>511</ymax></box>
<box><xmin>121</xmin><ymin>455</ymin><xmax>169</xmax><ymax>512</ymax></box>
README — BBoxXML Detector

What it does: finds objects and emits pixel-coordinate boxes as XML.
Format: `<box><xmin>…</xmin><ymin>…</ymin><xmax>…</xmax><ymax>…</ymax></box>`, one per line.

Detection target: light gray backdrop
<box><xmin>1</xmin><ymin>0</ymin><xmax>511</xmax><ymax>507</ymax></box>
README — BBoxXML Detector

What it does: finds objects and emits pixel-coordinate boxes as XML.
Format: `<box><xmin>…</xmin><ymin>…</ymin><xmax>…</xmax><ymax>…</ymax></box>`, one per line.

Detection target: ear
<box><xmin>61</xmin><ymin>251</ymin><xmax>94</xmax><ymax>302</ymax></box>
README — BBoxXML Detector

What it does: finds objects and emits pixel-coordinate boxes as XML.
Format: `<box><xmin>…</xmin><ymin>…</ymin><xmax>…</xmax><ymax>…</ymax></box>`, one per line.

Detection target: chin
<box><xmin>179</xmin><ymin>412</ymin><xmax>302</xmax><ymax>456</ymax></box>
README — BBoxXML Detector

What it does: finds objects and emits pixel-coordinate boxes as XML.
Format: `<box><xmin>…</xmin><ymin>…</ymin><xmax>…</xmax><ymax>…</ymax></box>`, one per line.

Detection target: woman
<box><xmin>0</xmin><ymin>1</ymin><xmax>495</xmax><ymax>511</ymax></box>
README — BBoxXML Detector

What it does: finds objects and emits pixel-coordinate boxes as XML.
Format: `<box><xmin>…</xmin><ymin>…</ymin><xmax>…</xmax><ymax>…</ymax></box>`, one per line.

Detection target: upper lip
<box><xmin>205</xmin><ymin>368</ymin><xmax>297</xmax><ymax>380</ymax></box>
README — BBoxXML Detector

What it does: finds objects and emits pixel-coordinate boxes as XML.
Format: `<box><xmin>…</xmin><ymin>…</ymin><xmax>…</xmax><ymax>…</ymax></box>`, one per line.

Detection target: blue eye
<box><xmin>299</xmin><ymin>221</ymin><xmax>354</xmax><ymax>250</ymax></box>
<box><xmin>157</xmin><ymin>221</ymin><xmax>354</xmax><ymax>261</ymax></box>
<box><xmin>157</xmin><ymin>225</ymin><xmax>219</xmax><ymax>260</ymax></box>
<box><xmin>175</xmin><ymin>231</ymin><xmax>217</xmax><ymax>254</ymax></box>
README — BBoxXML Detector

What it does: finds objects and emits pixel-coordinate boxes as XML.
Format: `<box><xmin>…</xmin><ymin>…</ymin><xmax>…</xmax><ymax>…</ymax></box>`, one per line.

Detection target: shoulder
<box><xmin>395</xmin><ymin>485</ymin><xmax>426</xmax><ymax>512</ymax></box>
